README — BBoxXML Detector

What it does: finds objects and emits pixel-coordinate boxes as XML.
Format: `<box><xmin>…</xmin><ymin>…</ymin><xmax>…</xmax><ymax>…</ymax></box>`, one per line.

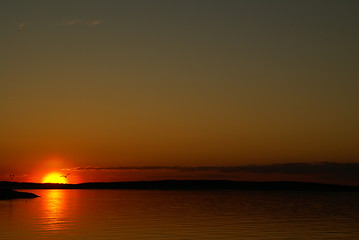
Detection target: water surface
<box><xmin>1</xmin><ymin>190</ymin><xmax>358</xmax><ymax>239</ymax></box>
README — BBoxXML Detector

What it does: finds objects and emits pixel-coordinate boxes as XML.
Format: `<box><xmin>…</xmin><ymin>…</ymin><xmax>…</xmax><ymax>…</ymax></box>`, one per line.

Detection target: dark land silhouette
<box><xmin>0</xmin><ymin>188</ymin><xmax>40</xmax><ymax>199</ymax></box>
<box><xmin>1</xmin><ymin>180</ymin><xmax>359</xmax><ymax>192</ymax></box>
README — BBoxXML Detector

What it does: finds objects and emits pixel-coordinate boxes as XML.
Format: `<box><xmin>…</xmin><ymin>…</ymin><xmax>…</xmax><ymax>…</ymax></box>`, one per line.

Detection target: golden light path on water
<box><xmin>42</xmin><ymin>190</ymin><xmax>68</xmax><ymax>231</ymax></box>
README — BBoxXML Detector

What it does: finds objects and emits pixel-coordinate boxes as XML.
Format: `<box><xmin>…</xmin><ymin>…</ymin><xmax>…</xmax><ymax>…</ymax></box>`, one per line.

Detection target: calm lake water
<box><xmin>0</xmin><ymin>189</ymin><xmax>359</xmax><ymax>239</ymax></box>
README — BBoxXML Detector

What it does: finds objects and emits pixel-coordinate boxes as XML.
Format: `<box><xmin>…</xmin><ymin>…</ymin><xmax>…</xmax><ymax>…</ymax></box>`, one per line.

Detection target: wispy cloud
<box><xmin>18</xmin><ymin>22</ymin><xmax>26</xmax><ymax>30</ymax></box>
<box><xmin>64</xmin><ymin>162</ymin><xmax>359</xmax><ymax>174</ymax></box>
<box><xmin>60</xmin><ymin>19</ymin><xmax>102</xmax><ymax>26</ymax></box>
<box><xmin>88</xmin><ymin>20</ymin><xmax>101</xmax><ymax>26</ymax></box>
<box><xmin>61</xmin><ymin>20</ymin><xmax>79</xmax><ymax>26</ymax></box>
<box><xmin>63</xmin><ymin>162</ymin><xmax>359</xmax><ymax>185</ymax></box>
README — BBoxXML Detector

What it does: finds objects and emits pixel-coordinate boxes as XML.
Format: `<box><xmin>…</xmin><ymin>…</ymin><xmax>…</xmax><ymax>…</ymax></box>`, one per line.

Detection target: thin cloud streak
<box><xmin>60</xmin><ymin>19</ymin><xmax>101</xmax><ymax>26</ymax></box>
<box><xmin>63</xmin><ymin>162</ymin><xmax>359</xmax><ymax>185</ymax></box>
<box><xmin>61</xmin><ymin>20</ymin><xmax>78</xmax><ymax>26</ymax></box>
<box><xmin>64</xmin><ymin>162</ymin><xmax>359</xmax><ymax>174</ymax></box>
<box><xmin>88</xmin><ymin>20</ymin><xmax>101</xmax><ymax>26</ymax></box>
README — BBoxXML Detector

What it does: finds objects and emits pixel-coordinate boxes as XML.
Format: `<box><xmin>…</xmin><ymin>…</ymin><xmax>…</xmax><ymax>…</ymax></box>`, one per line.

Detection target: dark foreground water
<box><xmin>0</xmin><ymin>189</ymin><xmax>358</xmax><ymax>239</ymax></box>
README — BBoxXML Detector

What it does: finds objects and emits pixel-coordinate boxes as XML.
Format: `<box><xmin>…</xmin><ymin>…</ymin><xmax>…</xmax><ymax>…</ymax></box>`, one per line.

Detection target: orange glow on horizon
<box><xmin>42</xmin><ymin>172</ymin><xmax>68</xmax><ymax>184</ymax></box>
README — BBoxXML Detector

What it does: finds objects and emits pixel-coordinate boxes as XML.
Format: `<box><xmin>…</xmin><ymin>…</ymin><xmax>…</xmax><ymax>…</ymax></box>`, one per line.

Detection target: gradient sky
<box><xmin>1</xmin><ymin>1</ymin><xmax>359</xmax><ymax>184</ymax></box>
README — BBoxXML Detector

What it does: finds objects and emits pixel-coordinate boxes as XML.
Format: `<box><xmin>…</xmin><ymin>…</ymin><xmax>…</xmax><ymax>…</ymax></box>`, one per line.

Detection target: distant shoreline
<box><xmin>1</xmin><ymin>180</ymin><xmax>359</xmax><ymax>192</ymax></box>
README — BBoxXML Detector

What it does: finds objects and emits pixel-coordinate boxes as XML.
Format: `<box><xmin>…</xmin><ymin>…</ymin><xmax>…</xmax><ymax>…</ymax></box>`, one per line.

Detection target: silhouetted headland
<box><xmin>1</xmin><ymin>180</ymin><xmax>359</xmax><ymax>192</ymax></box>
<box><xmin>0</xmin><ymin>189</ymin><xmax>40</xmax><ymax>200</ymax></box>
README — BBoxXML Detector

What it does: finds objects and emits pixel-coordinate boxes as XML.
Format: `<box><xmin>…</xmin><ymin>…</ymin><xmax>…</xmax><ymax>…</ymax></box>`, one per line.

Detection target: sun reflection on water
<box><xmin>42</xmin><ymin>190</ymin><xmax>70</xmax><ymax>231</ymax></box>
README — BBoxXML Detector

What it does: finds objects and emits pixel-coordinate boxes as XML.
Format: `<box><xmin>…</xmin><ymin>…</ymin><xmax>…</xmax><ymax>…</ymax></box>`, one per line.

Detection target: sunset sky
<box><xmin>1</xmin><ymin>1</ymin><xmax>358</xmax><ymax>185</ymax></box>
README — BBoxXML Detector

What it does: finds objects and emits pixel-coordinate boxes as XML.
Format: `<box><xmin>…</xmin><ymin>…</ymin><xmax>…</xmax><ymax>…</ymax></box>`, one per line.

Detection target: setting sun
<box><xmin>42</xmin><ymin>172</ymin><xmax>68</xmax><ymax>184</ymax></box>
